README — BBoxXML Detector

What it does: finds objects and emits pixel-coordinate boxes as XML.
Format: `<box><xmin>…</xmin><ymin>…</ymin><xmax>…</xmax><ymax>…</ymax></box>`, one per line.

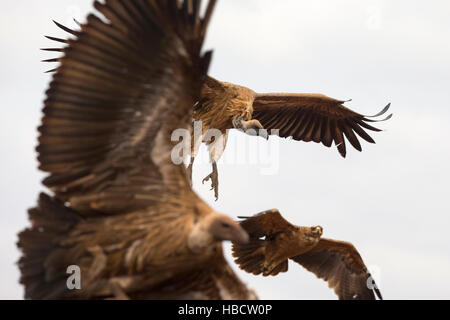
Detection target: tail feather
<box><xmin>17</xmin><ymin>193</ymin><xmax>81</xmax><ymax>300</ymax></box>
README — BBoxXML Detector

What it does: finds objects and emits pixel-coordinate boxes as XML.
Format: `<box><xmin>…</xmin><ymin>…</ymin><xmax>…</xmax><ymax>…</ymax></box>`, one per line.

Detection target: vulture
<box><xmin>190</xmin><ymin>77</ymin><xmax>392</xmax><ymax>200</ymax></box>
<box><xmin>18</xmin><ymin>0</ymin><xmax>256</xmax><ymax>300</ymax></box>
<box><xmin>232</xmin><ymin>209</ymin><xmax>383</xmax><ymax>300</ymax></box>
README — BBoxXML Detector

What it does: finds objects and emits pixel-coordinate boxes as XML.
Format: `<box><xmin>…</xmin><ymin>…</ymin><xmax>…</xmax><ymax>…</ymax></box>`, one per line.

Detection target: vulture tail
<box><xmin>17</xmin><ymin>193</ymin><xmax>81</xmax><ymax>300</ymax></box>
<box><xmin>232</xmin><ymin>239</ymin><xmax>288</xmax><ymax>276</ymax></box>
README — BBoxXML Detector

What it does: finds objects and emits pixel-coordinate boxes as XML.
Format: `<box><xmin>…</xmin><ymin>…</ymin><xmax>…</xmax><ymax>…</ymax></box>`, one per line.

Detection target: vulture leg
<box><xmin>203</xmin><ymin>160</ymin><xmax>219</xmax><ymax>201</ymax></box>
<box><xmin>203</xmin><ymin>132</ymin><xmax>228</xmax><ymax>200</ymax></box>
<box><xmin>187</xmin><ymin>126</ymin><xmax>202</xmax><ymax>186</ymax></box>
<box><xmin>186</xmin><ymin>155</ymin><xmax>195</xmax><ymax>186</ymax></box>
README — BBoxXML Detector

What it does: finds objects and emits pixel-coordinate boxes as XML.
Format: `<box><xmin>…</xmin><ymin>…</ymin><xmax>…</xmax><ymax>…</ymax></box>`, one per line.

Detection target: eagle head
<box><xmin>310</xmin><ymin>226</ymin><xmax>323</xmax><ymax>238</ymax></box>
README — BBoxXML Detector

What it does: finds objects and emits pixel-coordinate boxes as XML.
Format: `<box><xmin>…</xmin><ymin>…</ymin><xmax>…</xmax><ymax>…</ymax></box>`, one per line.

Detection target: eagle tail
<box><xmin>17</xmin><ymin>193</ymin><xmax>81</xmax><ymax>299</ymax></box>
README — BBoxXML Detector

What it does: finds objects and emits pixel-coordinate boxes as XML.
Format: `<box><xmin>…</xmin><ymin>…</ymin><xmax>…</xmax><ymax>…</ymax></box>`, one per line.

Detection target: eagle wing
<box><xmin>291</xmin><ymin>238</ymin><xmax>382</xmax><ymax>300</ymax></box>
<box><xmin>238</xmin><ymin>209</ymin><xmax>296</xmax><ymax>239</ymax></box>
<box><xmin>39</xmin><ymin>0</ymin><xmax>216</xmax><ymax>215</ymax></box>
<box><xmin>252</xmin><ymin>93</ymin><xmax>392</xmax><ymax>157</ymax></box>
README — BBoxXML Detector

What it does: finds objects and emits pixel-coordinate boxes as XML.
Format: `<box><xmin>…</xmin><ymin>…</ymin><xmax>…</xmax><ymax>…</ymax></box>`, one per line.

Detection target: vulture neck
<box><xmin>188</xmin><ymin>214</ymin><xmax>218</xmax><ymax>254</ymax></box>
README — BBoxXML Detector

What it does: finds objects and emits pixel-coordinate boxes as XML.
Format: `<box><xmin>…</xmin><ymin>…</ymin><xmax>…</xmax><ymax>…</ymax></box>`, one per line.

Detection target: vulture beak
<box><xmin>210</xmin><ymin>214</ymin><xmax>250</xmax><ymax>244</ymax></box>
<box><xmin>232</xmin><ymin>226</ymin><xmax>250</xmax><ymax>244</ymax></box>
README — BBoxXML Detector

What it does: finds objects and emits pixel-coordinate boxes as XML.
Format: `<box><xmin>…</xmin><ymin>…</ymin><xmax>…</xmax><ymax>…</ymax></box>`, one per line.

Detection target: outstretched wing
<box><xmin>39</xmin><ymin>0</ymin><xmax>216</xmax><ymax>215</ymax></box>
<box><xmin>238</xmin><ymin>209</ymin><xmax>295</xmax><ymax>239</ymax></box>
<box><xmin>291</xmin><ymin>238</ymin><xmax>382</xmax><ymax>300</ymax></box>
<box><xmin>252</xmin><ymin>93</ymin><xmax>392</xmax><ymax>157</ymax></box>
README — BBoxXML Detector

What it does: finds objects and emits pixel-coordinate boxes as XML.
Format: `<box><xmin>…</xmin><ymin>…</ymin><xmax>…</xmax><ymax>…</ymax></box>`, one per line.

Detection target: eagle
<box><xmin>190</xmin><ymin>75</ymin><xmax>392</xmax><ymax>200</ymax></box>
<box><xmin>232</xmin><ymin>209</ymin><xmax>383</xmax><ymax>300</ymax></box>
<box><xmin>18</xmin><ymin>0</ymin><xmax>256</xmax><ymax>300</ymax></box>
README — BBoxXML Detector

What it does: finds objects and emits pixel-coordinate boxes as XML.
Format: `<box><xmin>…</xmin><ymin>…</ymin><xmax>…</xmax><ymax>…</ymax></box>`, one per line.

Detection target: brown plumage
<box><xmin>232</xmin><ymin>209</ymin><xmax>382</xmax><ymax>300</ymax></box>
<box><xmin>191</xmin><ymin>76</ymin><xmax>392</xmax><ymax>199</ymax></box>
<box><xmin>18</xmin><ymin>0</ymin><xmax>256</xmax><ymax>300</ymax></box>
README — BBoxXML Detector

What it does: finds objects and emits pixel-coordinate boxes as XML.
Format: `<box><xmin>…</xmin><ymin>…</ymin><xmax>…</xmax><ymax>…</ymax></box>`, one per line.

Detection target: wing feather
<box><xmin>39</xmin><ymin>0</ymin><xmax>215</xmax><ymax>215</ymax></box>
<box><xmin>291</xmin><ymin>238</ymin><xmax>382</xmax><ymax>300</ymax></box>
<box><xmin>252</xmin><ymin>93</ymin><xmax>391</xmax><ymax>157</ymax></box>
<box><xmin>237</xmin><ymin>209</ymin><xmax>296</xmax><ymax>239</ymax></box>
<box><xmin>340</xmin><ymin>120</ymin><xmax>362</xmax><ymax>152</ymax></box>
<box><xmin>320</xmin><ymin>117</ymin><xmax>333</xmax><ymax>147</ymax></box>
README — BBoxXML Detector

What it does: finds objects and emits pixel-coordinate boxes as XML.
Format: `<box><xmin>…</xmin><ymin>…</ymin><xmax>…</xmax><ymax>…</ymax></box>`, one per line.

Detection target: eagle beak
<box><xmin>311</xmin><ymin>226</ymin><xmax>323</xmax><ymax>236</ymax></box>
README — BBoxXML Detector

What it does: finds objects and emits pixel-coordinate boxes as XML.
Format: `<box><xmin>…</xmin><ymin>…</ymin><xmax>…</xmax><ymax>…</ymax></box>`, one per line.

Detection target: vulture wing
<box><xmin>238</xmin><ymin>209</ymin><xmax>296</xmax><ymax>239</ymax></box>
<box><xmin>252</xmin><ymin>93</ymin><xmax>392</xmax><ymax>157</ymax></box>
<box><xmin>18</xmin><ymin>0</ymin><xmax>229</xmax><ymax>300</ymax></box>
<box><xmin>39</xmin><ymin>0</ymin><xmax>216</xmax><ymax>215</ymax></box>
<box><xmin>132</xmin><ymin>254</ymin><xmax>257</xmax><ymax>300</ymax></box>
<box><xmin>291</xmin><ymin>238</ymin><xmax>382</xmax><ymax>300</ymax></box>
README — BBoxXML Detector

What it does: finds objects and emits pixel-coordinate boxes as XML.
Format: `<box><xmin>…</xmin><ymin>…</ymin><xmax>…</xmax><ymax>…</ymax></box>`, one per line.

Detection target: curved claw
<box><xmin>202</xmin><ymin>172</ymin><xmax>219</xmax><ymax>201</ymax></box>
<box><xmin>202</xmin><ymin>175</ymin><xmax>210</xmax><ymax>185</ymax></box>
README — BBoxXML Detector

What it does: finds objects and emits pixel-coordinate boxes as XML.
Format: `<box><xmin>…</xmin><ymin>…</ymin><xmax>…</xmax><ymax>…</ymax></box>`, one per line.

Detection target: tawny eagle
<box><xmin>18</xmin><ymin>0</ymin><xmax>256</xmax><ymax>300</ymax></box>
<box><xmin>232</xmin><ymin>209</ymin><xmax>383</xmax><ymax>300</ymax></box>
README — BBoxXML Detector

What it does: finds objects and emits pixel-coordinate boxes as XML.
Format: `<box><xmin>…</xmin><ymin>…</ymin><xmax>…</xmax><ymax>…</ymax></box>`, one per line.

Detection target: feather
<box><xmin>20</xmin><ymin>0</ymin><xmax>255</xmax><ymax>301</ymax></box>
<box><xmin>233</xmin><ymin>211</ymin><xmax>382</xmax><ymax>300</ymax></box>
<box><xmin>250</xmin><ymin>93</ymin><xmax>391</xmax><ymax>156</ymax></box>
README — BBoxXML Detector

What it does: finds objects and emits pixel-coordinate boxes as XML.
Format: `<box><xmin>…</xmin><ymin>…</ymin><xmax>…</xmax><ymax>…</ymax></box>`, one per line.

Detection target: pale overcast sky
<box><xmin>1</xmin><ymin>0</ymin><xmax>450</xmax><ymax>300</ymax></box>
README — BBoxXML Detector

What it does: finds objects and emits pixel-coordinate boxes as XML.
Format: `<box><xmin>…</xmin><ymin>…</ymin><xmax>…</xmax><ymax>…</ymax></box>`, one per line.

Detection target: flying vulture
<box><xmin>190</xmin><ymin>76</ymin><xmax>392</xmax><ymax>199</ymax></box>
<box><xmin>18</xmin><ymin>0</ymin><xmax>256</xmax><ymax>300</ymax></box>
<box><xmin>232</xmin><ymin>209</ymin><xmax>383</xmax><ymax>300</ymax></box>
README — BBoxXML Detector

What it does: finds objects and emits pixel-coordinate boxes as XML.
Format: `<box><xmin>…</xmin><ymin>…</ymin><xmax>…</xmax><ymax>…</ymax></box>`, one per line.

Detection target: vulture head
<box><xmin>188</xmin><ymin>203</ymin><xmax>249</xmax><ymax>253</ymax></box>
<box><xmin>242</xmin><ymin>120</ymin><xmax>268</xmax><ymax>140</ymax></box>
<box><xmin>209</xmin><ymin>214</ymin><xmax>250</xmax><ymax>244</ymax></box>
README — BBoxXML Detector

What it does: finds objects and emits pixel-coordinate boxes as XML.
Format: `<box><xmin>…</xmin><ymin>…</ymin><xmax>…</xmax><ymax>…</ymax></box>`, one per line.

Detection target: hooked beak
<box><xmin>233</xmin><ymin>227</ymin><xmax>250</xmax><ymax>244</ymax></box>
<box><xmin>311</xmin><ymin>226</ymin><xmax>323</xmax><ymax>237</ymax></box>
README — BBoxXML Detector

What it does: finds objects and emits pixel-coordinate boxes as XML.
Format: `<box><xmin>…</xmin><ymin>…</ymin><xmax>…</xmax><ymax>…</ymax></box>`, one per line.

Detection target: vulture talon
<box><xmin>202</xmin><ymin>160</ymin><xmax>219</xmax><ymax>200</ymax></box>
<box><xmin>203</xmin><ymin>171</ymin><xmax>219</xmax><ymax>201</ymax></box>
